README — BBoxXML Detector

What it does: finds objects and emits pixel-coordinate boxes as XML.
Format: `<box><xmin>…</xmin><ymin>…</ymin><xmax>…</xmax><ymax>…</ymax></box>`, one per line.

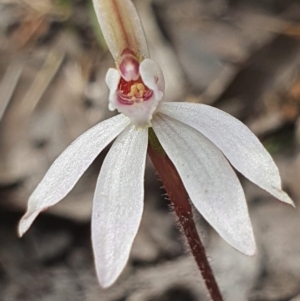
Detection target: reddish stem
<box><xmin>148</xmin><ymin>143</ymin><xmax>224</xmax><ymax>301</ymax></box>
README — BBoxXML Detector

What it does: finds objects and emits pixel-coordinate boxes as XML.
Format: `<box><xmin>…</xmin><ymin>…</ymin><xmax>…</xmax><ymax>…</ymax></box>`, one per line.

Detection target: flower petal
<box><xmin>92</xmin><ymin>0</ymin><xmax>149</xmax><ymax>61</ymax></box>
<box><xmin>159</xmin><ymin>103</ymin><xmax>293</xmax><ymax>206</ymax></box>
<box><xmin>106</xmin><ymin>68</ymin><xmax>120</xmax><ymax>92</ymax></box>
<box><xmin>92</xmin><ymin>125</ymin><xmax>148</xmax><ymax>287</ymax></box>
<box><xmin>18</xmin><ymin>114</ymin><xmax>130</xmax><ymax>237</ymax></box>
<box><xmin>106</xmin><ymin>68</ymin><xmax>121</xmax><ymax>111</ymax></box>
<box><xmin>152</xmin><ymin>114</ymin><xmax>256</xmax><ymax>255</ymax></box>
<box><xmin>140</xmin><ymin>58</ymin><xmax>165</xmax><ymax>101</ymax></box>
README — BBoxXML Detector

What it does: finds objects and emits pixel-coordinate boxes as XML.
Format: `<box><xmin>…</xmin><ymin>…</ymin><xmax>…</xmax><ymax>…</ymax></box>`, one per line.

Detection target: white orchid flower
<box><xmin>19</xmin><ymin>0</ymin><xmax>293</xmax><ymax>288</ymax></box>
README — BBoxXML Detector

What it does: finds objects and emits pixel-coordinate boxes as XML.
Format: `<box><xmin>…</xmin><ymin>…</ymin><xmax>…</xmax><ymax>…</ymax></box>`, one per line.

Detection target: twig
<box><xmin>19</xmin><ymin>50</ymin><xmax>65</xmax><ymax>115</ymax></box>
<box><xmin>0</xmin><ymin>63</ymin><xmax>22</xmax><ymax>122</ymax></box>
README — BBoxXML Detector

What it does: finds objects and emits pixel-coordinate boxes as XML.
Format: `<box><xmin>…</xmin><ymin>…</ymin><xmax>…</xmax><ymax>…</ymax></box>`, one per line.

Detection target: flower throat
<box><xmin>117</xmin><ymin>49</ymin><xmax>153</xmax><ymax>105</ymax></box>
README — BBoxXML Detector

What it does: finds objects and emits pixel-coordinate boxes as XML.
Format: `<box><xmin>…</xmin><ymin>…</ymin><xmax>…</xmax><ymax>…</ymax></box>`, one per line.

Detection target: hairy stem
<box><xmin>148</xmin><ymin>130</ymin><xmax>224</xmax><ymax>301</ymax></box>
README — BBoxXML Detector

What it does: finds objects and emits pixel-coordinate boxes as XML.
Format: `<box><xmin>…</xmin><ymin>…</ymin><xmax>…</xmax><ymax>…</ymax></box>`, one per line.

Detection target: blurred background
<box><xmin>1</xmin><ymin>0</ymin><xmax>300</xmax><ymax>300</ymax></box>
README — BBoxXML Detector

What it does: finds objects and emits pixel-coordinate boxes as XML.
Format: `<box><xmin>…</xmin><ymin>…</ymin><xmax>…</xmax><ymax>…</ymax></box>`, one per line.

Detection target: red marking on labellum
<box><xmin>117</xmin><ymin>76</ymin><xmax>153</xmax><ymax>105</ymax></box>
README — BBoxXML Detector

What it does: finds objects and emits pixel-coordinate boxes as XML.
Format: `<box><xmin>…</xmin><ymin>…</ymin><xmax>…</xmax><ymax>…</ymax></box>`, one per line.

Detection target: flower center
<box><xmin>117</xmin><ymin>77</ymin><xmax>153</xmax><ymax>105</ymax></box>
<box><xmin>117</xmin><ymin>49</ymin><xmax>153</xmax><ymax>105</ymax></box>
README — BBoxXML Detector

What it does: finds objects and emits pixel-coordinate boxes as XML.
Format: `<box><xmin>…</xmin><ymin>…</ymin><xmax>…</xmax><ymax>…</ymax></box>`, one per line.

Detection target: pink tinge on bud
<box><xmin>119</xmin><ymin>50</ymin><xmax>140</xmax><ymax>81</ymax></box>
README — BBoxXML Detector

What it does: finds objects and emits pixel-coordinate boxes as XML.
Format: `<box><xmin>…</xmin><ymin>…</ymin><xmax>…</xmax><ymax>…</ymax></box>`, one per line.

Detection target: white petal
<box><xmin>18</xmin><ymin>114</ymin><xmax>130</xmax><ymax>236</ymax></box>
<box><xmin>159</xmin><ymin>103</ymin><xmax>293</xmax><ymax>205</ymax></box>
<box><xmin>92</xmin><ymin>0</ymin><xmax>149</xmax><ymax>60</ymax></box>
<box><xmin>152</xmin><ymin>114</ymin><xmax>256</xmax><ymax>255</ymax></box>
<box><xmin>106</xmin><ymin>68</ymin><xmax>120</xmax><ymax>92</ymax></box>
<box><xmin>106</xmin><ymin>68</ymin><xmax>121</xmax><ymax>111</ymax></box>
<box><xmin>92</xmin><ymin>125</ymin><xmax>148</xmax><ymax>287</ymax></box>
<box><xmin>140</xmin><ymin>58</ymin><xmax>165</xmax><ymax>101</ymax></box>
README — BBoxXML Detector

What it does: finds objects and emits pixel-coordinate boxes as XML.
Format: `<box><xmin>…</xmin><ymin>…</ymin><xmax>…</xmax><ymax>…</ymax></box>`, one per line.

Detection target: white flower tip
<box><xmin>18</xmin><ymin>209</ymin><xmax>40</xmax><ymax>237</ymax></box>
<box><xmin>270</xmin><ymin>187</ymin><xmax>295</xmax><ymax>207</ymax></box>
<box><xmin>242</xmin><ymin>243</ymin><xmax>256</xmax><ymax>257</ymax></box>
<box><xmin>222</xmin><ymin>214</ymin><xmax>257</xmax><ymax>257</ymax></box>
<box><xmin>97</xmin><ymin>270</ymin><xmax>118</xmax><ymax>289</ymax></box>
<box><xmin>94</xmin><ymin>253</ymin><xmax>132</xmax><ymax>289</ymax></box>
<box><xmin>229</xmin><ymin>232</ymin><xmax>256</xmax><ymax>257</ymax></box>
